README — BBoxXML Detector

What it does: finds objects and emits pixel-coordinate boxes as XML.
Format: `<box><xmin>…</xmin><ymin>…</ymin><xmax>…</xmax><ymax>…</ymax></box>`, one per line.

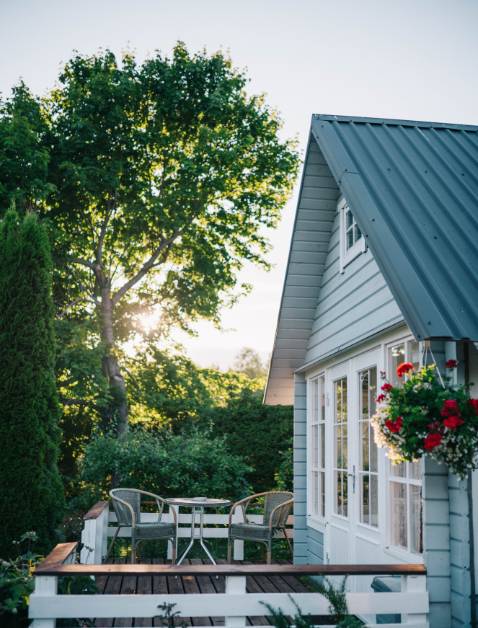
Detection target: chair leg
<box><xmin>171</xmin><ymin>537</ymin><xmax>177</xmax><ymax>564</ymax></box>
<box><xmin>131</xmin><ymin>536</ymin><xmax>137</xmax><ymax>564</ymax></box>
<box><xmin>266</xmin><ymin>540</ymin><xmax>272</xmax><ymax>564</ymax></box>
<box><xmin>284</xmin><ymin>530</ymin><xmax>293</xmax><ymax>558</ymax></box>
<box><xmin>227</xmin><ymin>537</ymin><xmax>232</xmax><ymax>563</ymax></box>
<box><xmin>106</xmin><ymin>526</ymin><xmax>121</xmax><ymax>560</ymax></box>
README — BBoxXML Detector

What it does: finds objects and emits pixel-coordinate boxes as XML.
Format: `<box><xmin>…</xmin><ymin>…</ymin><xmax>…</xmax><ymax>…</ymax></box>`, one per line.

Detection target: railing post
<box><xmin>29</xmin><ymin>574</ymin><xmax>58</xmax><ymax>628</ymax></box>
<box><xmin>97</xmin><ymin>504</ymin><xmax>109</xmax><ymax>562</ymax></box>
<box><xmin>225</xmin><ymin>575</ymin><xmax>246</xmax><ymax>627</ymax></box>
<box><xmin>233</xmin><ymin>540</ymin><xmax>244</xmax><ymax>560</ymax></box>
<box><xmin>401</xmin><ymin>574</ymin><xmax>429</xmax><ymax>627</ymax></box>
<box><xmin>80</xmin><ymin>518</ymin><xmax>96</xmax><ymax>564</ymax></box>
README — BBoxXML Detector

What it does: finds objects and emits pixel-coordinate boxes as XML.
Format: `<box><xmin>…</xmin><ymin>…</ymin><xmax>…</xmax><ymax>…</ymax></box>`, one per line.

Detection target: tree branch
<box><xmin>67</xmin><ymin>257</ymin><xmax>96</xmax><ymax>271</ymax></box>
<box><xmin>112</xmin><ymin>229</ymin><xmax>181</xmax><ymax>306</ymax></box>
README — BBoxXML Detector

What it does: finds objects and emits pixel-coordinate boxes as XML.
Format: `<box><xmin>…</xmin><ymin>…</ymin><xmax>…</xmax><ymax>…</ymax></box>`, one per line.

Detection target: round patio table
<box><xmin>167</xmin><ymin>497</ymin><xmax>231</xmax><ymax>565</ymax></box>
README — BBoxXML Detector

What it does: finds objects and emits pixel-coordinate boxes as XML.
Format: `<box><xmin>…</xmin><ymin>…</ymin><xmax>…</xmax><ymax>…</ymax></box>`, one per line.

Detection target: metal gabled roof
<box><xmin>311</xmin><ymin>114</ymin><xmax>478</xmax><ymax>341</ymax></box>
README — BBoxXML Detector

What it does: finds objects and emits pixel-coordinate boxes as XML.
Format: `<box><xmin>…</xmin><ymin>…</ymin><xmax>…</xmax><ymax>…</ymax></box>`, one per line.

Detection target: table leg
<box><xmin>176</xmin><ymin>505</ymin><xmax>197</xmax><ymax>565</ymax></box>
<box><xmin>198</xmin><ymin>506</ymin><xmax>216</xmax><ymax>564</ymax></box>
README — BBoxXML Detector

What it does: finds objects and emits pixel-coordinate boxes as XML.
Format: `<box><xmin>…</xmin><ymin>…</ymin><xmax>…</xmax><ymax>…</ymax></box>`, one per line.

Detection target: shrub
<box><xmin>80</xmin><ymin>428</ymin><xmax>251</xmax><ymax>502</ymax></box>
<box><xmin>0</xmin><ymin>210</ymin><xmax>64</xmax><ymax>556</ymax></box>
<box><xmin>208</xmin><ymin>388</ymin><xmax>293</xmax><ymax>492</ymax></box>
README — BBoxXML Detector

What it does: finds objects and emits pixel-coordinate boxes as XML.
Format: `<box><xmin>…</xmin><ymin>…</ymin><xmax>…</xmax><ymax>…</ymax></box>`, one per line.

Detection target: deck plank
<box><xmin>152</xmin><ymin>558</ymin><xmax>169</xmax><ymax>627</ymax></box>
<box><xmin>190</xmin><ymin>559</ymin><xmax>223</xmax><ymax>626</ymax></box>
<box><xmin>87</xmin><ymin>557</ymin><xmax>297</xmax><ymax>626</ymax></box>
<box><xmin>182</xmin><ymin>560</ymin><xmax>212</xmax><ymax>627</ymax></box>
<box><xmin>136</xmin><ymin>559</ymin><xmax>153</xmax><ymax>627</ymax></box>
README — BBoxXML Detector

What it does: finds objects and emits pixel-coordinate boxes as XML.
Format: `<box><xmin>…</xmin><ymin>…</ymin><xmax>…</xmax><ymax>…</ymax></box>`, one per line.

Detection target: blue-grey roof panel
<box><xmin>311</xmin><ymin>115</ymin><xmax>478</xmax><ymax>341</ymax></box>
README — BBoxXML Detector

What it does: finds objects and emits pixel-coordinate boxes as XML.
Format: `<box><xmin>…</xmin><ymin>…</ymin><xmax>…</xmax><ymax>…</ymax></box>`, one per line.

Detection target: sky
<box><xmin>1</xmin><ymin>0</ymin><xmax>477</xmax><ymax>369</ymax></box>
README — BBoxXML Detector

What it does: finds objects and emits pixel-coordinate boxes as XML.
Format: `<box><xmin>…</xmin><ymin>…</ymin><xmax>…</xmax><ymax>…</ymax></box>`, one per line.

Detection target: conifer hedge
<box><xmin>0</xmin><ymin>210</ymin><xmax>64</xmax><ymax>557</ymax></box>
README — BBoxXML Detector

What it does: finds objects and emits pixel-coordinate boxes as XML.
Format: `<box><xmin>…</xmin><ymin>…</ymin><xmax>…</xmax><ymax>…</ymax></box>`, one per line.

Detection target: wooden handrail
<box><xmin>36</xmin><ymin>547</ymin><xmax>426</xmax><ymax>577</ymax></box>
<box><xmin>83</xmin><ymin>500</ymin><xmax>109</xmax><ymax>520</ymax></box>
<box><xmin>36</xmin><ymin>542</ymin><xmax>78</xmax><ymax>570</ymax></box>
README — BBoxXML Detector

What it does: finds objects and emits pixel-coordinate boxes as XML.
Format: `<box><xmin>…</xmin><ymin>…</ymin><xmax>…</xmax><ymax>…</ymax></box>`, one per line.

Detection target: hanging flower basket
<box><xmin>371</xmin><ymin>360</ymin><xmax>478</xmax><ymax>478</ymax></box>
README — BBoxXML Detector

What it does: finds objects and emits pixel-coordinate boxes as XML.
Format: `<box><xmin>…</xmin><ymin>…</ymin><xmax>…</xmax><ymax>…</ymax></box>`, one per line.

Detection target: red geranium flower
<box><xmin>424</xmin><ymin>432</ymin><xmax>442</xmax><ymax>450</ymax></box>
<box><xmin>376</xmin><ymin>394</ymin><xmax>386</xmax><ymax>403</ymax></box>
<box><xmin>396</xmin><ymin>362</ymin><xmax>414</xmax><ymax>378</ymax></box>
<box><xmin>381</xmin><ymin>383</ymin><xmax>393</xmax><ymax>392</ymax></box>
<box><xmin>445</xmin><ymin>359</ymin><xmax>458</xmax><ymax>369</ymax></box>
<box><xmin>469</xmin><ymin>399</ymin><xmax>478</xmax><ymax>415</ymax></box>
<box><xmin>443</xmin><ymin>415</ymin><xmax>465</xmax><ymax>429</ymax></box>
<box><xmin>441</xmin><ymin>399</ymin><xmax>460</xmax><ymax>416</ymax></box>
<box><xmin>385</xmin><ymin>416</ymin><xmax>403</xmax><ymax>433</ymax></box>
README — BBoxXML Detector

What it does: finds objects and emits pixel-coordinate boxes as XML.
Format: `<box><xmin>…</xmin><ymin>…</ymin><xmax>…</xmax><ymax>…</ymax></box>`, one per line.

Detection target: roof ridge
<box><xmin>313</xmin><ymin>113</ymin><xmax>478</xmax><ymax>132</ymax></box>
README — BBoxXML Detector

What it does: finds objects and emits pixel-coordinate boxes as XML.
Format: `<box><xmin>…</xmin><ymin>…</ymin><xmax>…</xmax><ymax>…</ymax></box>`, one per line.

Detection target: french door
<box><xmin>325</xmin><ymin>349</ymin><xmax>380</xmax><ymax>565</ymax></box>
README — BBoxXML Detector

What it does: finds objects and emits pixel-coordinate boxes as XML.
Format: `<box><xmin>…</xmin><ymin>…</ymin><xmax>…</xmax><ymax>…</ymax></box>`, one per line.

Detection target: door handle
<box><xmin>348</xmin><ymin>465</ymin><xmax>356</xmax><ymax>493</ymax></box>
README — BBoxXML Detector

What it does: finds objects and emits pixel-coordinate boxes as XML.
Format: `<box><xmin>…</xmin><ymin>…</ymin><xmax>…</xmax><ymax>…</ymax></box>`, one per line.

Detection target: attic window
<box><xmin>339</xmin><ymin>196</ymin><xmax>365</xmax><ymax>271</ymax></box>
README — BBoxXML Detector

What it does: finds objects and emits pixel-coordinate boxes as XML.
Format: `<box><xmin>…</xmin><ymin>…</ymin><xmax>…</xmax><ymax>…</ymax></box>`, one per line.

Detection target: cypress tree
<box><xmin>0</xmin><ymin>210</ymin><xmax>64</xmax><ymax>556</ymax></box>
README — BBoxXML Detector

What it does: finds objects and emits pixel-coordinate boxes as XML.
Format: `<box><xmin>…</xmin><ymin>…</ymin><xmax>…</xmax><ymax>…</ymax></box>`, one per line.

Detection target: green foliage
<box><xmin>0</xmin><ymin>210</ymin><xmax>64</xmax><ymax>556</ymax></box>
<box><xmin>274</xmin><ymin>436</ymin><xmax>293</xmax><ymax>491</ymax></box>
<box><xmin>261</xmin><ymin>595</ymin><xmax>315</xmax><ymax>628</ymax></box>
<box><xmin>0</xmin><ymin>532</ymin><xmax>41</xmax><ymax>621</ymax></box>
<box><xmin>314</xmin><ymin>577</ymin><xmax>364</xmax><ymax>627</ymax></box>
<box><xmin>125</xmin><ymin>344</ymin><xmax>263</xmax><ymax>430</ymax></box>
<box><xmin>208</xmin><ymin>388</ymin><xmax>293</xmax><ymax>492</ymax></box>
<box><xmin>80</xmin><ymin>429</ymin><xmax>251</xmax><ymax>503</ymax></box>
<box><xmin>0</xmin><ymin>84</ymin><xmax>53</xmax><ymax>214</ymax></box>
<box><xmin>263</xmin><ymin>580</ymin><xmax>363</xmax><ymax>628</ymax></box>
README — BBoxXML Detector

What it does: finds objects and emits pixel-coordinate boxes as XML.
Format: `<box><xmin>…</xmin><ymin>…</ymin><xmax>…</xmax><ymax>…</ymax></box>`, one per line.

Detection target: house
<box><xmin>265</xmin><ymin>115</ymin><xmax>478</xmax><ymax>628</ymax></box>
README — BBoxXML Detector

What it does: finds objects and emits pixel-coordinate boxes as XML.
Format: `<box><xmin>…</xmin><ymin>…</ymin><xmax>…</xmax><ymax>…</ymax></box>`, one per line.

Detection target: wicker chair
<box><xmin>109</xmin><ymin>488</ymin><xmax>177</xmax><ymax>563</ymax></box>
<box><xmin>227</xmin><ymin>491</ymin><xmax>293</xmax><ymax>564</ymax></box>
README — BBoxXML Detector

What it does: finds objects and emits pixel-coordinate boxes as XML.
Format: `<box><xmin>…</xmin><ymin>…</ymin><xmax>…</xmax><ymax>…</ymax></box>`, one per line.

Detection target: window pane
<box><xmin>346</xmin><ymin>208</ymin><xmax>353</xmax><ymax>228</ymax></box>
<box><xmin>390</xmin><ymin>461</ymin><xmax>406</xmax><ymax>477</ymax></box>
<box><xmin>320</xmin><ymin>471</ymin><xmax>325</xmax><ymax>518</ymax></box>
<box><xmin>361</xmin><ymin>421</ymin><xmax>369</xmax><ymax>471</ymax></box>
<box><xmin>369</xmin><ymin>368</ymin><xmax>377</xmax><ymax>414</ymax></box>
<box><xmin>320</xmin><ymin>423</ymin><xmax>325</xmax><ymax>469</ymax></box>
<box><xmin>391</xmin><ymin>481</ymin><xmax>407</xmax><ymax>549</ymax></box>
<box><xmin>354</xmin><ymin>223</ymin><xmax>362</xmax><ymax>242</ymax></box>
<box><xmin>409</xmin><ymin>340</ymin><xmax>420</xmax><ymax>370</ymax></box>
<box><xmin>361</xmin><ymin>475</ymin><xmax>369</xmax><ymax>525</ymax></box>
<box><xmin>409</xmin><ymin>461</ymin><xmax>422</xmax><ymax>480</ymax></box>
<box><xmin>312</xmin><ymin>424</ymin><xmax>318</xmax><ymax>466</ymax></box>
<box><xmin>342</xmin><ymin>471</ymin><xmax>348</xmax><ymax>517</ymax></box>
<box><xmin>313</xmin><ymin>471</ymin><xmax>319</xmax><ymax>514</ymax></box>
<box><xmin>361</xmin><ymin>371</ymin><xmax>369</xmax><ymax>418</ymax></box>
<box><xmin>410</xmin><ymin>484</ymin><xmax>422</xmax><ymax>554</ymax></box>
<box><xmin>370</xmin><ymin>475</ymin><xmax>378</xmax><ymax>527</ymax></box>
<box><xmin>319</xmin><ymin>377</ymin><xmax>325</xmax><ymax>421</ymax></box>
<box><xmin>389</xmin><ymin>343</ymin><xmax>406</xmax><ymax>386</ymax></box>
<box><xmin>370</xmin><ymin>431</ymin><xmax>378</xmax><ymax>473</ymax></box>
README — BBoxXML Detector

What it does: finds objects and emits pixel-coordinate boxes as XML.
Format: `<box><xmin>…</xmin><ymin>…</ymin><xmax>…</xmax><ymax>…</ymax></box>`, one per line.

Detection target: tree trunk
<box><xmin>99</xmin><ymin>281</ymin><xmax>129</xmax><ymax>437</ymax></box>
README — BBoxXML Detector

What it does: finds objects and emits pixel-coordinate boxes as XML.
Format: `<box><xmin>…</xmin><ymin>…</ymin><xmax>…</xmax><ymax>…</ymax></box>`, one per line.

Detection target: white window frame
<box><xmin>338</xmin><ymin>196</ymin><xmax>366</xmax><ymax>272</ymax></box>
<box><xmin>307</xmin><ymin>374</ymin><xmax>326</xmax><ymax>529</ymax></box>
<box><xmin>385</xmin><ymin>337</ymin><xmax>423</xmax><ymax>557</ymax></box>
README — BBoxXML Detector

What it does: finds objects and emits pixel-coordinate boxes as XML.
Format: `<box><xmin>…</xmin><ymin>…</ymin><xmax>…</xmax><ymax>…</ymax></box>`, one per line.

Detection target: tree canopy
<box><xmin>0</xmin><ymin>44</ymin><xmax>298</xmax><ymax>435</ymax></box>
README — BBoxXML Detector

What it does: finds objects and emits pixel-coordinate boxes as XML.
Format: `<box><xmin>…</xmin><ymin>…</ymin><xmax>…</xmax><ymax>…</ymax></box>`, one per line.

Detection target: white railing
<box><xmin>29</xmin><ymin>542</ymin><xmax>429</xmax><ymax>628</ymax></box>
<box><xmin>79</xmin><ymin>500</ymin><xmax>294</xmax><ymax>564</ymax></box>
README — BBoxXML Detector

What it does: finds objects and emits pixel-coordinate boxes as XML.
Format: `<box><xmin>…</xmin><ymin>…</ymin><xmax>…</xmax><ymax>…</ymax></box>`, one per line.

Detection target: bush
<box><xmin>80</xmin><ymin>429</ymin><xmax>251</xmax><ymax>503</ymax></box>
<box><xmin>208</xmin><ymin>388</ymin><xmax>293</xmax><ymax>492</ymax></box>
<box><xmin>0</xmin><ymin>532</ymin><xmax>41</xmax><ymax>627</ymax></box>
<box><xmin>0</xmin><ymin>211</ymin><xmax>64</xmax><ymax>557</ymax></box>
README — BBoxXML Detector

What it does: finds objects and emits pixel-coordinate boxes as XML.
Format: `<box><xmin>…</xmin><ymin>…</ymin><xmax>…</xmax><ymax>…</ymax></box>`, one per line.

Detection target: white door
<box><xmin>325</xmin><ymin>349</ymin><xmax>381</xmax><ymax>565</ymax></box>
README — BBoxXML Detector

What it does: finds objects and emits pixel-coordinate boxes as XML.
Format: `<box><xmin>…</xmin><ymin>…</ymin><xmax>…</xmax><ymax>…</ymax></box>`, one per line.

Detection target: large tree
<box><xmin>44</xmin><ymin>44</ymin><xmax>298</xmax><ymax>435</ymax></box>
<box><xmin>0</xmin><ymin>210</ymin><xmax>64</xmax><ymax>556</ymax></box>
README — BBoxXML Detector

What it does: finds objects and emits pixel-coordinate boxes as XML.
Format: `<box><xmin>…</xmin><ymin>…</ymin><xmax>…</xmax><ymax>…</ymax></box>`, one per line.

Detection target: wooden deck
<box><xmin>94</xmin><ymin>559</ymin><xmax>312</xmax><ymax>627</ymax></box>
